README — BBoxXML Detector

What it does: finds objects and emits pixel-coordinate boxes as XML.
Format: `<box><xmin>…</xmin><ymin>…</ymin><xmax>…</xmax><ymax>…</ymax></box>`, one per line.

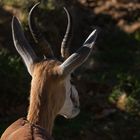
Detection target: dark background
<box><xmin>0</xmin><ymin>0</ymin><xmax>140</xmax><ymax>139</ymax></box>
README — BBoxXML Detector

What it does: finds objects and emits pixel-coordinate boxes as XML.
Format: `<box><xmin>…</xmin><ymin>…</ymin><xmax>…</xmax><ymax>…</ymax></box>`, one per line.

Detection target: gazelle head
<box><xmin>12</xmin><ymin>3</ymin><xmax>97</xmax><ymax>133</ymax></box>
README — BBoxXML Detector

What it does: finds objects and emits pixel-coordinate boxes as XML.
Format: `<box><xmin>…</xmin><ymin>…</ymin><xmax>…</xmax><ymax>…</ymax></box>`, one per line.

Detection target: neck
<box><xmin>27</xmin><ymin>92</ymin><xmax>55</xmax><ymax>134</ymax></box>
<box><xmin>27</xmin><ymin>79</ymin><xmax>55</xmax><ymax>135</ymax></box>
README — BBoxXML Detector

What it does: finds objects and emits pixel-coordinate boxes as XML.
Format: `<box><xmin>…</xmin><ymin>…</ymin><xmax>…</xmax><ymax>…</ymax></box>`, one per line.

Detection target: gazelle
<box><xmin>1</xmin><ymin>3</ymin><xmax>97</xmax><ymax>140</ymax></box>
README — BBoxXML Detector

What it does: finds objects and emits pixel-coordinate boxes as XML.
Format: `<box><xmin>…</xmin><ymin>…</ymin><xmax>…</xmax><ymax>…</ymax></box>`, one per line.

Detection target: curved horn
<box><xmin>61</xmin><ymin>7</ymin><xmax>73</xmax><ymax>60</ymax></box>
<box><xmin>59</xmin><ymin>29</ymin><xmax>98</xmax><ymax>75</ymax></box>
<box><xmin>12</xmin><ymin>17</ymin><xmax>39</xmax><ymax>75</ymax></box>
<box><xmin>28</xmin><ymin>2</ymin><xmax>54</xmax><ymax>58</ymax></box>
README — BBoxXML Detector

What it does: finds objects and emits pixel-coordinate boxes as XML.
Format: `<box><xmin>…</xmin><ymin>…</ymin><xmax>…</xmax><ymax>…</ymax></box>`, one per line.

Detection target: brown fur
<box><xmin>1</xmin><ymin>118</ymin><xmax>53</xmax><ymax>140</ymax></box>
<box><xmin>27</xmin><ymin>59</ymin><xmax>66</xmax><ymax>134</ymax></box>
<box><xmin>1</xmin><ymin>60</ymin><xmax>66</xmax><ymax>140</ymax></box>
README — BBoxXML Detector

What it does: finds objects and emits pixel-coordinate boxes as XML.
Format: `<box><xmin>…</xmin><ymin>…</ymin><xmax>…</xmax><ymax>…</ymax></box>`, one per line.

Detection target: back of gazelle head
<box><xmin>12</xmin><ymin>3</ymin><xmax>98</xmax><ymax>134</ymax></box>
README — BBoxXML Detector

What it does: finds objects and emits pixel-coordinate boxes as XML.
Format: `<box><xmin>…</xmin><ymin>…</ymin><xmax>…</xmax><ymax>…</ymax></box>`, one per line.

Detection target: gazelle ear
<box><xmin>59</xmin><ymin>29</ymin><xmax>98</xmax><ymax>75</ymax></box>
<box><xmin>12</xmin><ymin>17</ymin><xmax>39</xmax><ymax>75</ymax></box>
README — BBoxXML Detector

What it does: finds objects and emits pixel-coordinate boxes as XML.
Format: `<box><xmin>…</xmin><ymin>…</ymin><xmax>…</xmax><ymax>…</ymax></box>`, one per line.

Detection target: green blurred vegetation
<box><xmin>0</xmin><ymin>0</ymin><xmax>140</xmax><ymax>140</ymax></box>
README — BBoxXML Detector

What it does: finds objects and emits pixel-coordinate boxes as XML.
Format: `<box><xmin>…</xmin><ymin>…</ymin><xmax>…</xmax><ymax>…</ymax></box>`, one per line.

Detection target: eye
<box><xmin>70</xmin><ymin>79</ymin><xmax>74</xmax><ymax>85</ymax></box>
<box><xmin>70</xmin><ymin>73</ymin><xmax>76</xmax><ymax>85</ymax></box>
<box><xmin>71</xmin><ymin>72</ymin><xmax>76</xmax><ymax>79</ymax></box>
<box><xmin>70</xmin><ymin>72</ymin><xmax>77</xmax><ymax>85</ymax></box>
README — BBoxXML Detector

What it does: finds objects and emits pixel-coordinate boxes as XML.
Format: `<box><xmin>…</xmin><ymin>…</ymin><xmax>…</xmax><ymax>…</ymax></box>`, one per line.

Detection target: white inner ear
<box><xmin>58</xmin><ymin>75</ymin><xmax>80</xmax><ymax>119</ymax></box>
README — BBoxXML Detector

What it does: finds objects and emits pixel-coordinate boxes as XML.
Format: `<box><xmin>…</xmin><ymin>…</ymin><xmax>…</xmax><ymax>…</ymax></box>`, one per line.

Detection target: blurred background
<box><xmin>0</xmin><ymin>0</ymin><xmax>140</xmax><ymax>139</ymax></box>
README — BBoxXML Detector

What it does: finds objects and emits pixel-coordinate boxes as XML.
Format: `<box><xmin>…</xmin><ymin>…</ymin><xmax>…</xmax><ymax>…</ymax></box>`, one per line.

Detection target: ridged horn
<box><xmin>60</xmin><ymin>29</ymin><xmax>98</xmax><ymax>75</ymax></box>
<box><xmin>28</xmin><ymin>2</ymin><xmax>54</xmax><ymax>58</ymax></box>
<box><xmin>61</xmin><ymin>7</ymin><xmax>73</xmax><ymax>60</ymax></box>
<box><xmin>12</xmin><ymin>17</ymin><xmax>39</xmax><ymax>75</ymax></box>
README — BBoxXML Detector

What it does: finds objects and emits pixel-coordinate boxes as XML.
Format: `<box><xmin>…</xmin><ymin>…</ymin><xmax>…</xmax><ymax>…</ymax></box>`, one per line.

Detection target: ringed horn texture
<box><xmin>20</xmin><ymin>2</ymin><xmax>97</xmax><ymax>76</ymax></box>
<box><xmin>28</xmin><ymin>2</ymin><xmax>54</xmax><ymax>58</ymax></box>
<box><xmin>60</xmin><ymin>7</ymin><xmax>73</xmax><ymax>60</ymax></box>
<box><xmin>13</xmin><ymin>15</ymin><xmax>97</xmax><ymax>76</ymax></box>
<box><xmin>28</xmin><ymin>2</ymin><xmax>73</xmax><ymax>60</ymax></box>
<box><xmin>1</xmin><ymin>3</ymin><xmax>98</xmax><ymax>140</ymax></box>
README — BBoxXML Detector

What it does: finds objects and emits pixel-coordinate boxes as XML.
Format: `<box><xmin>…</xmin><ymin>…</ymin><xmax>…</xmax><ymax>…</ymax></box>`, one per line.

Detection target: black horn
<box><xmin>28</xmin><ymin>2</ymin><xmax>54</xmax><ymax>58</ymax></box>
<box><xmin>60</xmin><ymin>29</ymin><xmax>98</xmax><ymax>75</ymax></box>
<box><xmin>61</xmin><ymin>7</ymin><xmax>73</xmax><ymax>60</ymax></box>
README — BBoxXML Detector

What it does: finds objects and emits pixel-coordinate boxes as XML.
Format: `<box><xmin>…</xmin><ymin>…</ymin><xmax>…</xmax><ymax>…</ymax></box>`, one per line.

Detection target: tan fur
<box><xmin>27</xmin><ymin>60</ymin><xmax>66</xmax><ymax>134</ymax></box>
<box><xmin>2</xmin><ymin>7</ymin><xmax>97</xmax><ymax>139</ymax></box>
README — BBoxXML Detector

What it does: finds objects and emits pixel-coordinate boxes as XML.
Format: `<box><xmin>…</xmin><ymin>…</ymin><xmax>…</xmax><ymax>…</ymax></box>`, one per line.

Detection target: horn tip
<box><xmin>12</xmin><ymin>16</ymin><xmax>17</xmax><ymax>23</ymax></box>
<box><xmin>63</xmin><ymin>7</ymin><xmax>68</xmax><ymax>13</ymax></box>
<box><xmin>12</xmin><ymin>16</ymin><xmax>21</xmax><ymax>26</ymax></box>
<box><xmin>12</xmin><ymin>16</ymin><xmax>20</xmax><ymax>23</ymax></box>
<box><xmin>63</xmin><ymin>7</ymin><xmax>66</xmax><ymax>10</ymax></box>
<box><xmin>34</xmin><ymin>2</ymin><xmax>40</xmax><ymax>7</ymax></box>
<box><xmin>29</xmin><ymin>2</ymin><xmax>40</xmax><ymax>16</ymax></box>
<box><xmin>32</xmin><ymin>2</ymin><xmax>40</xmax><ymax>8</ymax></box>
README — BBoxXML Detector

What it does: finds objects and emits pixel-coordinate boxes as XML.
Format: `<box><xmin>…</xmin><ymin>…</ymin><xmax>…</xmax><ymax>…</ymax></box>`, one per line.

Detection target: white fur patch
<box><xmin>58</xmin><ymin>76</ymin><xmax>80</xmax><ymax>118</ymax></box>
